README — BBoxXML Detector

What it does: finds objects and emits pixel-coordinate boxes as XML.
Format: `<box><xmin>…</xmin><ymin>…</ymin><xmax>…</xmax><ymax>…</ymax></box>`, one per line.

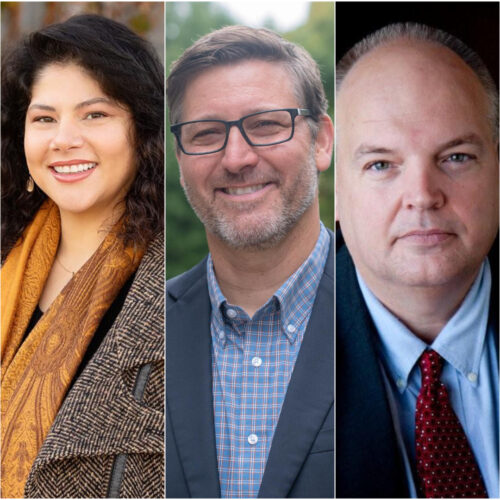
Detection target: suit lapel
<box><xmin>488</xmin><ymin>236</ymin><xmax>498</xmax><ymax>351</ymax></box>
<box><xmin>335</xmin><ymin>242</ymin><xmax>408</xmax><ymax>498</ymax></box>
<box><xmin>166</xmin><ymin>266</ymin><xmax>220</xmax><ymax>497</ymax></box>
<box><xmin>258</xmin><ymin>234</ymin><xmax>334</xmax><ymax>498</ymax></box>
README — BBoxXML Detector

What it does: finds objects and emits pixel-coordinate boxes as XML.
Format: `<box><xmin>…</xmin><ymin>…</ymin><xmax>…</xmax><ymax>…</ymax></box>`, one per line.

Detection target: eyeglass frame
<box><xmin>170</xmin><ymin>108</ymin><xmax>313</xmax><ymax>156</ymax></box>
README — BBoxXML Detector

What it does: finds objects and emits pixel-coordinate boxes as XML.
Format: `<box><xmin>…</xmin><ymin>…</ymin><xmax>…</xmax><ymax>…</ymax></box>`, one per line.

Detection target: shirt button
<box><xmin>396</xmin><ymin>378</ymin><xmax>405</xmax><ymax>389</ymax></box>
<box><xmin>467</xmin><ymin>372</ymin><xmax>478</xmax><ymax>383</ymax></box>
<box><xmin>286</xmin><ymin>324</ymin><xmax>296</xmax><ymax>333</ymax></box>
<box><xmin>248</xmin><ymin>433</ymin><xmax>258</xmax><ymax>445</ymax></box>
<box><xmin>226</xmin><ymin>308</ymin><xmax>237</xmax><ymax>319</ymax></box>
<box><xmin>218</xmin><ymin>331</ymin><xmax>225</xmax><ymax>340</ymax></box>
<box><xmin>252</xmin><ymin>356</ymin><xmax>262</xmax><ymax>367</ymax></box>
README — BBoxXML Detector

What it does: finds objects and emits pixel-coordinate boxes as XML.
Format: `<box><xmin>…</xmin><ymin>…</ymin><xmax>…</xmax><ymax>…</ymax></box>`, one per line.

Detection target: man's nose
<box><xmin>402</xmin><ymin>161</ymin><xmax>445</xmax><ymax>210</ymax></box>
<box><xmin>49</xmin><ymin>119</ymin><xmax>84</xmax><ymax>151</ymax></box>
<box><xmin>219</xmin><ymin>125</ymin><xmax>259</xmax><ymax>173</ymax></box>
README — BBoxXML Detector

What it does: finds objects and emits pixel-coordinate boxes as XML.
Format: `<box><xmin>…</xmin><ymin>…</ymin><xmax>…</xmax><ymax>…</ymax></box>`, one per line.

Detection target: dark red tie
<box><xmin>415</xmin><ymin>350</ymin><xmax>488</xmax><ymax>498</ymax></box>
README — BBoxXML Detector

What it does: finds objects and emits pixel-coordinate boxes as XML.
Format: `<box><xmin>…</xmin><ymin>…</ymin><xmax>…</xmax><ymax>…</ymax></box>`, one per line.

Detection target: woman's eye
<box><xmin>84</xmin><ymin>112</ymin><xmax>107</xmax><ymax>120</ymax></box>
<box><xmin>368</xmin><ymin>161</ymin><xmax>391</xmax><ymax>171</ymax></box>
<box><xmin>33</xmin><ymin>116</ymin><xmax>55</xmax><ymax>123</ymax></box>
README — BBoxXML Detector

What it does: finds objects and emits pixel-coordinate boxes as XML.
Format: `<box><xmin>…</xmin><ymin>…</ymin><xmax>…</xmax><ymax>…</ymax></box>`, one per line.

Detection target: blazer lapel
<box><xmin>258</xmin><ymin>234</ymin><xmax>334</xmax><ymax>498</ymax></box>
<box><xmin>166</xmin><ymin>266</ymin><xmax>220</xmax><ymax>497</ymax></box>
<box><xmin>335</xmin><ymin>241</ymin><xmax>408</xmax><ymax>498</ymax></box>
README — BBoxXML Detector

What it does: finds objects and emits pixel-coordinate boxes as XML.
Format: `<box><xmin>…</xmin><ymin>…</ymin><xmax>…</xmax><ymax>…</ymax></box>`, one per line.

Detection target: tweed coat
<box><xmin>24</xmin><ymin>233</ymin><xmax>165</xmax><ymax>498</ymax></box>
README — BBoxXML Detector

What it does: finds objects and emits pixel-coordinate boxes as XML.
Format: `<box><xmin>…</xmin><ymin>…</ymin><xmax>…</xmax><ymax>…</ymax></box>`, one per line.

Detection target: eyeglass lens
<box><xmin>179</xmin><ymin>110</ymin><xmax>294</xmax><ymax>154</ymax></box>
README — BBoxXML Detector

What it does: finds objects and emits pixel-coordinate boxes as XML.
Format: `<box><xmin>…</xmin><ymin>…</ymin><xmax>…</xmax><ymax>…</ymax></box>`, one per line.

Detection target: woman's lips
<box><xmin>49</xmin><ymin>161</ymin><xmax>97</xmax><ymax>183</ymax></box>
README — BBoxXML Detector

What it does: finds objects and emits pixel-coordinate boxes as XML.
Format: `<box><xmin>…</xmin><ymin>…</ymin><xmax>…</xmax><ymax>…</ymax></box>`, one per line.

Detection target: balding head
<box><xmin>337</xmin><ymin>39</ymin><xmax>493</xmax><ymax>163</ymax></box>
<box><xmin>337</xmin><ymin>23</ymin><xmax>498</xmax><ymax>141</ymax></box>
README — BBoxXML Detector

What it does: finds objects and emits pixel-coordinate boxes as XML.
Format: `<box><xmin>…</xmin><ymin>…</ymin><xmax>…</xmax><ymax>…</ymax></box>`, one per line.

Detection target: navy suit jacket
<box><xmin>335</xmin><ymin>231</ymin><xmax>499</xmax><ymax>498</ymax></box>
<box><xmin>165</xmin><ymin>233</ymin><xmax>334</xmax><ymax>498</ymax></box>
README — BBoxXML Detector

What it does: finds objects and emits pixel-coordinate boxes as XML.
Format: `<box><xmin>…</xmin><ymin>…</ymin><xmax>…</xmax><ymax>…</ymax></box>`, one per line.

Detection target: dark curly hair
<box><xmin>1</xmin><ymin>14</ymin><xmax>164</xmax><ymax>262</ymax></box>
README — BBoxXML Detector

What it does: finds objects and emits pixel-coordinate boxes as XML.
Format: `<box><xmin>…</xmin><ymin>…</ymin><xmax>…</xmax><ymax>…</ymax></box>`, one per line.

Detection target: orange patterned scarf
<box><xmin>1</xmin><ymin>200</ymin><xmax>144</xmax><ymax>498</ymax></box>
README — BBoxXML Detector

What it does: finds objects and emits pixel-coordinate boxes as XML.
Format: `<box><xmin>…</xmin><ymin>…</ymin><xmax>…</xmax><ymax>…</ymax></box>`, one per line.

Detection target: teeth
<box><xmin>53</xmin><ymin>162</ymin><xmax>96</xmax><ymax>174</ymax></box>
<box><xmin>225</xmin><ymin>184</ymin><xmax>266</xmax><ymax>195</ymax></box>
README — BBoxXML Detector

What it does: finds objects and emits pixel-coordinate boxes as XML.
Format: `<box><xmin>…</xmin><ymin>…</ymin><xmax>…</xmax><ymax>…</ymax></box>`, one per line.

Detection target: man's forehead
<box><xmin>337</xmin><ymin>40</ymin><xmax>490</xmax><ymax>138</ymax></box>
<box><xmin>181</xmin><ymin>60</ymin><xmax>296</xmax><ymax>120</ymax></box>
<box><xmin>348</xmin><ymin>41</ymin><xmax>473</xmax><ymax>90</ymax></box>
<box><xmin>341</xmin><ymin>39</ymin><xmax>468</xmax><ymax>85</ymax></box>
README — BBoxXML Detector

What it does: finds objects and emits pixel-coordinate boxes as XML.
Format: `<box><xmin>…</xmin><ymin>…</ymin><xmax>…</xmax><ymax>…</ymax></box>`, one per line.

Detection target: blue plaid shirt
<box><xmin>207</xmin><ymin>224</ymin><xmax>330</xmax><ymax>498</ymax></box>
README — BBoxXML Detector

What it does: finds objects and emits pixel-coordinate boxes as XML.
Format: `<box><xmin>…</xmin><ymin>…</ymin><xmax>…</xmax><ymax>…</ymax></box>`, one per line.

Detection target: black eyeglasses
<box><xmin>170</xmin><ymin>108</ymin><xmax>312</xmax><ymax>155</ymax></box>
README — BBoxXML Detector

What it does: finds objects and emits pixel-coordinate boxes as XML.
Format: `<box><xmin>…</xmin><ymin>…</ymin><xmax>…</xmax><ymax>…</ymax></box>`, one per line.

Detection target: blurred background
<box><xmin>165</xmin><ymin>1</ymin><xmax>335</xmax><ymax>279</ymax></box>
<box><xmin>1</xmin><ymin>2</ymin><xmax>164</xmax><ymax>60</ymax></box>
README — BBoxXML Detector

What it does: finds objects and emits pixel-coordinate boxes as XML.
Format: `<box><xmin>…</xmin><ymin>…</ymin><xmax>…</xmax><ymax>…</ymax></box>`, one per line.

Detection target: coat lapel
<box><xmin>166</xmin><ymin>263</ymin><xmax>220</xmax><ymax>497</ymax></box>
<box><xmin>335</xmin><ymin>240</ymin><xmax>408</xmax><ymax>498</ymax></box>
<box><xmin>258</xmin><ymin>233</ymin><xmax>334</xmax><ymax>498</ymax></box>
<box><xmin>27</xmin><ymin>235</ymin><xmax>165</xmax><ymax>484</ymax></box>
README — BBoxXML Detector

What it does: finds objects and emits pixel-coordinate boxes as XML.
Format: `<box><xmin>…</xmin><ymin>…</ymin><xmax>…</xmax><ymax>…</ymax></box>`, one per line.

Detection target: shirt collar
<box><xmin>273</xmin><ymin>223</ymin><xmax>330</xmax><ymax>341</ymax></box>
<box><xmin>207</xmin><ymin>223</ymin><xmax>330</xmax><ymax>343</ymax></box>
<box><xmin>357</xmin><ymin>259</ymin><xmax>491</xmax><ymax>392</ymax></box>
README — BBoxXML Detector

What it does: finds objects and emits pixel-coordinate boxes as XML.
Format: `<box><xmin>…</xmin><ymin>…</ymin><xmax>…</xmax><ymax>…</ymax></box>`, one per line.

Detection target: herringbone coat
<box><xmin>24</xmin><ymin>234</ymin><xmax>165</xmax><ymax>498</ymax></box>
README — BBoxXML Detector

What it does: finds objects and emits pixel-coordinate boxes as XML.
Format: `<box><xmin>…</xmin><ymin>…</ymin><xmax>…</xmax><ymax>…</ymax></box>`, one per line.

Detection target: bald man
<box><xmin>335</xmin><ymin>24</ymin><xmax>499</xmax><ymax>498</ymax></box>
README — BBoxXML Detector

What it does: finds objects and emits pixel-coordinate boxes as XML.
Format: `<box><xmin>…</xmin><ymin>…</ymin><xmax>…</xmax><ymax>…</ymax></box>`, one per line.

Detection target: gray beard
<box><xmin>182</xmin><ymin>150</ymin><xmax>318</xmax><ymax>250</ymax></box>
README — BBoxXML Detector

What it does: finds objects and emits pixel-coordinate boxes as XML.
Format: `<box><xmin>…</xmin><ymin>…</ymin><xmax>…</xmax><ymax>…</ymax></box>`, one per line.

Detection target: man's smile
<box><xmin>220</xmin><ymin>182</ymin><xmax>273</xmax><ymax>196</ymax></box>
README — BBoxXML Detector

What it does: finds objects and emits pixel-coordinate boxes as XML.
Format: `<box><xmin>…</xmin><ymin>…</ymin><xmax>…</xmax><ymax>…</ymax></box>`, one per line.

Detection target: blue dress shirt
<box><xmin>357</xmin><ymin>259</ymin><xmax>499</xmax><ymax>498</ymax></box>
<box><xmin>207</xmin><ymin>224</ymin><xmax>330</xmax><ymax>498</ymax></box>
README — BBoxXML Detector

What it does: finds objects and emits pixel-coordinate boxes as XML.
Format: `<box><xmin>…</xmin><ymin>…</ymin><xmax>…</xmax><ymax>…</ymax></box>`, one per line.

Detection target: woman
<box><xmin>1</xmin><ymin>14</ymin><xmax>164</xmax><ymax>498</ymax></box>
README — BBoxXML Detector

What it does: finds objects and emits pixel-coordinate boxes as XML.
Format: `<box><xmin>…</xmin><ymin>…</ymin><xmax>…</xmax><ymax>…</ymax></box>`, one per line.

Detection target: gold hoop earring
<box><xmin>26</xmin><ymin>176</ymin><xmax>35</xmax><ymax>193</ymax></box>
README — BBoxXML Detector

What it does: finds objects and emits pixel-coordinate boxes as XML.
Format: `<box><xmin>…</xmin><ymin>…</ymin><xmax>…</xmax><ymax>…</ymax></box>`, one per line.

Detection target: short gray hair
<box><xmin>167</xmin><ymin>25</ymin><xmax>328</xmax><ymax>137</ymax></box>
<box><xmin>336</xmin><ymin>23</ymin><xmax>498</xmax><ymax>140</ymax></box>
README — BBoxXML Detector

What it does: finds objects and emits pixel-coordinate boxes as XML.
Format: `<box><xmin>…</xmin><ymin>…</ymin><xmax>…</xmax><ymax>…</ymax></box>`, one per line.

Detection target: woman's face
<box><xmin>24</xmin><ymin>62</ymin><xmax>136</xmax><ymax>222</ymax></box>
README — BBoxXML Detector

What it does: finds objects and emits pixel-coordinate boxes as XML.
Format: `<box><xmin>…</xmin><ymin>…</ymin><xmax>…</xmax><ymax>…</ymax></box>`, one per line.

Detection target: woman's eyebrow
<box><xmin>75</xmin><ymin>97</ymin><xmax>113</xmax><ymax>109</ymax></box>
<box><xmin>27</xmin><ymin>103</ymin><xmax>55</xmax><ymax>111</ymax></box>
<box><xmin>28</xmin><ymin>97</ymin><xmax>113</xmax><ymax>112</ymax></box>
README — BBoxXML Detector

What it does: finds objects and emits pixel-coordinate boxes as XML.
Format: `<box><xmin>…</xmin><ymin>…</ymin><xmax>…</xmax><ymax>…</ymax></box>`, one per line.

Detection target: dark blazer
<box><xmin>25</xmin><ymin>234</ymin><xmax>165</xmax><ymax>498</ymax></box>
<box><xmin>335</xmin><ymin>232</ymin><xmax>499</xmax><ymax>498</ymax></box>
<box><xmin>166</xmin><ymin>232</ymin><xmax>334</xmax><ymax>498</ymax></box>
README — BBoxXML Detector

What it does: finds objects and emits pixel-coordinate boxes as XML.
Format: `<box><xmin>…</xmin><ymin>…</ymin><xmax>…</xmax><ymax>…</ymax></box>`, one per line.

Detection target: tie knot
<box><xmin>419</xmin><ymin>349</ymin><xmax>443</xmax><ymax>384</ymax></box>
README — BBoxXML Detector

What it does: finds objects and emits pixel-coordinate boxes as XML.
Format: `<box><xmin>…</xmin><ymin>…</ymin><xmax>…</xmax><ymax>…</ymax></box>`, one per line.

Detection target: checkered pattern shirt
<box><xmin>207</xmin><ymin>224</ymin><xmax>330</xmax><ymax>498</ymax></box>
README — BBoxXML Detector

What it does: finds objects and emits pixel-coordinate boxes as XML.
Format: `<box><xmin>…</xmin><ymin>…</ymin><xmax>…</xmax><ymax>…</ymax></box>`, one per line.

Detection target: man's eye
<box><xmin>194</xmin><ymin>128</ymin><xmax>219</xmax><ymax>138</ymax></box>
<box><xmin>253</xmin><ymin>119</ymin><xmax>282</xmax><ymax>128</ymax></box>
<box><xmin>367</xmin><ymin>161</ymin><xmax>391</xmax><ymax>171</ymax></box>
<box><xmin>446</xmin><ymin>153</ymin><xmax>474</xmax><ymax>163</ymax></box>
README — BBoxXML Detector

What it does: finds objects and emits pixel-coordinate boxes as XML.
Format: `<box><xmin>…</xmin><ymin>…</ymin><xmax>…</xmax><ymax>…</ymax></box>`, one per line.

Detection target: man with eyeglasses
<box><xmin>166</xmin><ymin>26</ymin><xmax>334</xmax><ymax>498</ymax></box>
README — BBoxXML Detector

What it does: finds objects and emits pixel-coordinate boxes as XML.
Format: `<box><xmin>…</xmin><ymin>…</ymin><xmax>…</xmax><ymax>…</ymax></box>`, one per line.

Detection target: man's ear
<box><xmin>314</xmin><ymin>114</ymin><xmax>334</xmax><ymax>173</ymax></box>
<box><xmin>174</xmin><ymin>149</ymin><xmax>185</xmax><ymax>188</ymax></box>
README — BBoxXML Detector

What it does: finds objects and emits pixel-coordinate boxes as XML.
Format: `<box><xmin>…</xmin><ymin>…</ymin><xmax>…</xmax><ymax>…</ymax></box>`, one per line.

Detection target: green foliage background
<box><xmin>165</xmin><ymin>2</ymin><xmax>334</xmax><ymax>279</ymax></box>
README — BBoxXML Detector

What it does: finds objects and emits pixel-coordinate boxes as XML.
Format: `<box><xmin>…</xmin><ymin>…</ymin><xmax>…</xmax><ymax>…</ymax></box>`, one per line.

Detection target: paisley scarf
<box><xmin>1</xmin><ymin>200</ymin><xmax>144</xmax><ymax>498</ymax></box>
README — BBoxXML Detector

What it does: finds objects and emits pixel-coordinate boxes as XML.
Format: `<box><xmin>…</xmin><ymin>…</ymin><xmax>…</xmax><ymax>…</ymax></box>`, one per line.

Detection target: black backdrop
<box><xmin>335</xmin><ymin>2</ymin><xmax>499</xmax><ymax>88</ymax></box>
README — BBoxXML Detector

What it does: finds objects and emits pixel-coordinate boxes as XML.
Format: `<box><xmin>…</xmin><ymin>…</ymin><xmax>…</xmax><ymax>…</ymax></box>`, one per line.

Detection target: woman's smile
<box><xmin>24</xmin><ymin>62</ymin><xmax>136</xmax><ymax>220</ymax></box>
